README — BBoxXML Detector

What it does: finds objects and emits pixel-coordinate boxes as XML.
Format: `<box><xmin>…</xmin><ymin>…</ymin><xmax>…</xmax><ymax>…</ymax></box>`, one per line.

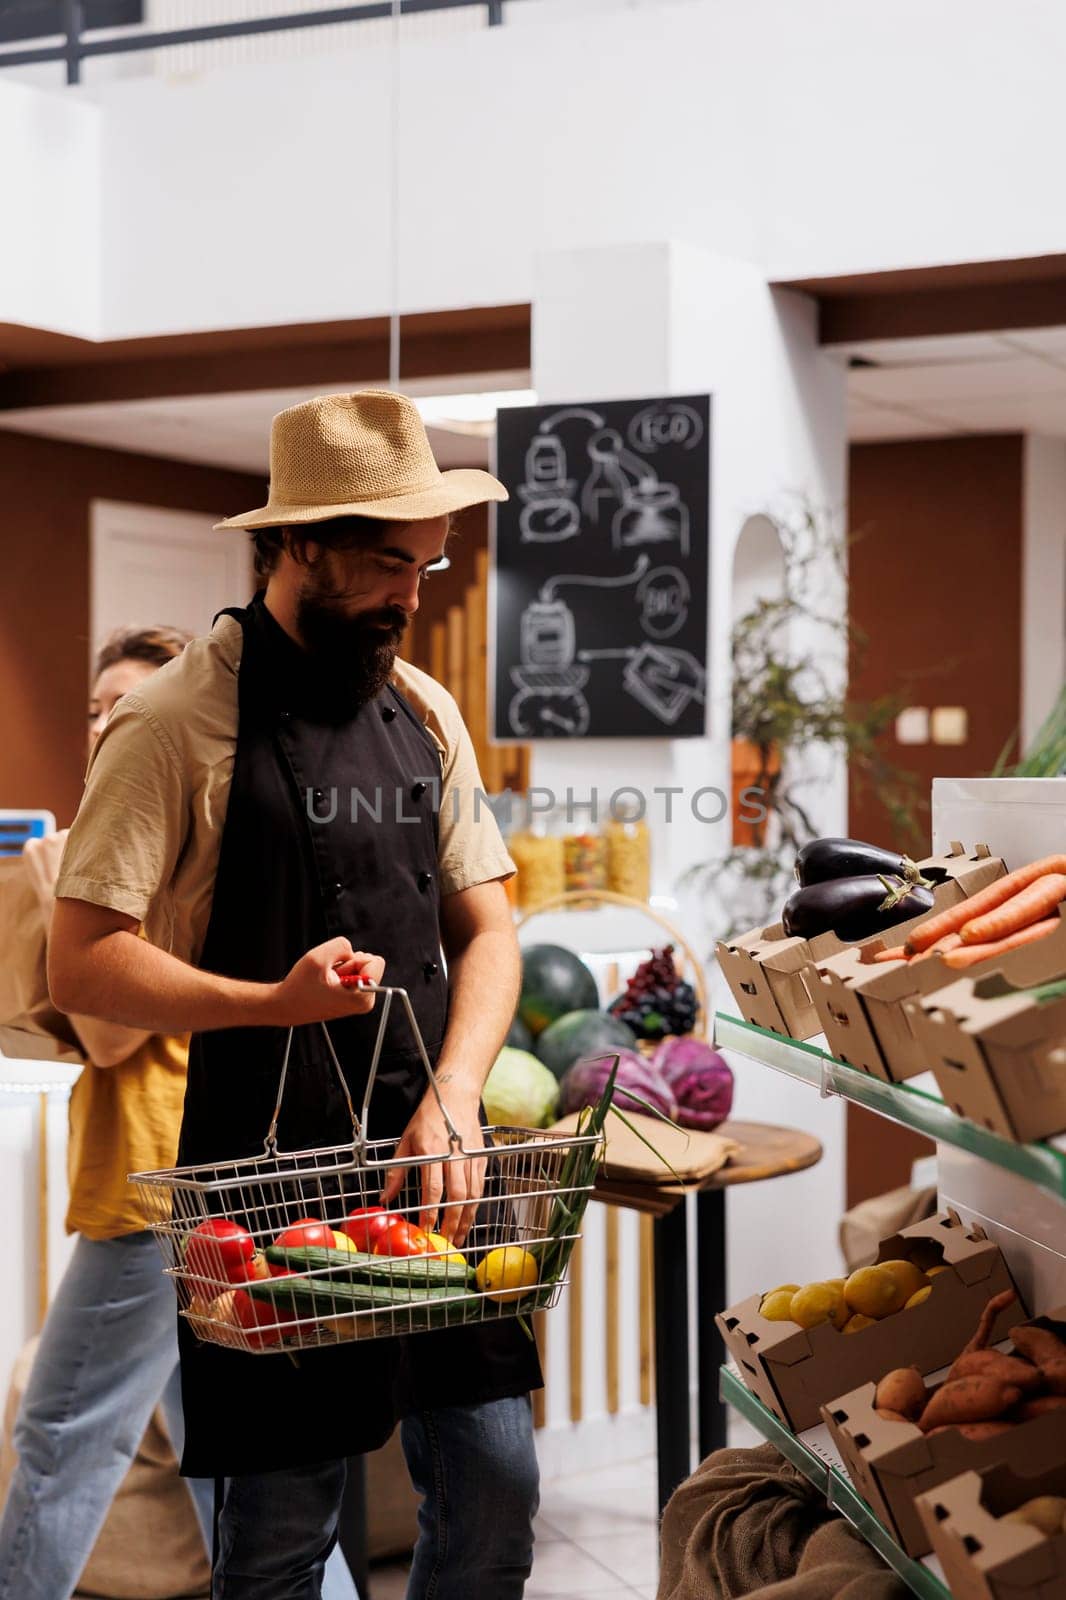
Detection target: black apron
<box><xmin>177</xmin><ymin>593</ymin><xmax>541</xmax><ymax>1478</ymax></box>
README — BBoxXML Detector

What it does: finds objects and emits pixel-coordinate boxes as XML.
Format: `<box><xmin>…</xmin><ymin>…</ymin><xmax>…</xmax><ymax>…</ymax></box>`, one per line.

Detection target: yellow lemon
<box><xmin>877</xmin><ymin>1260</ymin><xmax>928</xmax><ymax>1303</ymax></box>
<box><xmin>475</xmin><ymin>1247</ymin><xmax>539</xmax><ymax>1303</ymax></box>
<box><xmin>764</xmin><ymin>1283</ymin><xmax>801</xmax><ymax>1299</ymax></box>
<box><xmin>789</xmin><ymin>1282</ymin><xmax>849</xmax><ymax>1331</ymax></box>
<box><xmin>331</xmin><ymin>1231</ymin><xmax>359</xmax><ymax>1253</ymax></box>
<box><xmin>926</xmin><ymin>1265</ymin><xmax>949</xmax><ymax>1278</ymax></box>
<box><xmin>844</xmin><ymin>1265</ymin><xmax>907</xmax><ymax>1319</ymax></box>
<box><xmin>842</xmin><ymin>1313</ymin><xmax>876</xmax><ymax>1335</ymax></box>
<box><xmin>904</xmin><ymin>1285</ymin><xmax>932</xmax><ymax>1310</ymax></box>
<box><xmin>759</xmin><ymin>1289</ymin><xmax>799</xmax><ymax>1322</ymax></box>
<box><xmin>425</xmin><ymin>1231</ymin><xmax>468</xmax><ymax>1267</ymax></box>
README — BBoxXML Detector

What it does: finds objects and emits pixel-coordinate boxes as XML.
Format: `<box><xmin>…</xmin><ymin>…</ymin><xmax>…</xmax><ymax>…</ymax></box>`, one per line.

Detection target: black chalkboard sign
<box><xmin>491</xmin><ymin>394</ymin><xmax>710</xmax><ymax>739</ymax></box>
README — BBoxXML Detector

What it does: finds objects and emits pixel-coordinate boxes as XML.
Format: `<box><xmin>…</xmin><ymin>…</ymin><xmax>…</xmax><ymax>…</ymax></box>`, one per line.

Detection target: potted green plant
<box><xmin>685</xmin><ymin>502</ymin><xmax>923</xmax><ymax>936</ymax></box>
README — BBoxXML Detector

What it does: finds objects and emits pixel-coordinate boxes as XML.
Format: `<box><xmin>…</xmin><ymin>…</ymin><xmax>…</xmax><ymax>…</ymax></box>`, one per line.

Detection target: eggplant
<box><xmin>781</xmin><ymin>874</ymin><xmax>935</xmax><ymax>943</ymax></box>
<box><xmin>795</xmin><ymin>837</ymin><xmax>934</xmax><ymax>889</ymax></box>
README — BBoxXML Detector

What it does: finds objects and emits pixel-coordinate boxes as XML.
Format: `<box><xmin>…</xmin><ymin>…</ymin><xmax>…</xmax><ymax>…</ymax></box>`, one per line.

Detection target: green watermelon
<box><xmin>505</xmin><ymin>1015</ymin><xmax>534</xmax><ymax>1052</ymax></box>
<box><xmin>534</xmin><ymin>1009</ymin><xmax>637</xmax><ymax>1082</ymax></box>
<box><xmin>518</xmin><ymin>944</ymin><xmax>599</xmax><ymax>1037</ymax></box>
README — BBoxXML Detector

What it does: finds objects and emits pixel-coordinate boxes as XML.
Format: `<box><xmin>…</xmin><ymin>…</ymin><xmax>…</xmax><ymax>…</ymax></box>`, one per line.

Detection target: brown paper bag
<box><xmin>0</xmin><ymin>857</ymin><xmax>82</xmax><ymax>1061</ymax></box>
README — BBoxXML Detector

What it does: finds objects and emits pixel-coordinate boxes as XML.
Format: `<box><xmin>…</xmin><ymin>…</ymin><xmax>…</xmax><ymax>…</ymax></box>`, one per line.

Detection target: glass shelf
<box><xmin>720</xmin><ymin>1366</ymin><xmax>951</xmax><ymax>1600</ymax></box>
<box><xmin>716</xmin><ymin>1012</ymin><xmax>1066</xmax><ymax>1204</ymax></box>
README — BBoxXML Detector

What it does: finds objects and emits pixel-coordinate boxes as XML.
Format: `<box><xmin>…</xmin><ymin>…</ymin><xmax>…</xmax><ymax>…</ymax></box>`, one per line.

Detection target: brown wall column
<box><xmin>0</xmin><ymin>432</ymin><xmax>263</xmax><ymax>824</ymax></box>
<box><xmin>845</xmin><ymin>433</ymin><xmax>1024</xmax><ymax>1206</ymax></box>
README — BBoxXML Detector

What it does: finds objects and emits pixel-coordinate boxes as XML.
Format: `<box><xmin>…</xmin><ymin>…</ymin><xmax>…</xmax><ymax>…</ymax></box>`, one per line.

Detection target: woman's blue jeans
<box><xmin>0</xmin><ymin>1231</ymin><xmax>359</xmax><ymax>1600</ymax></box>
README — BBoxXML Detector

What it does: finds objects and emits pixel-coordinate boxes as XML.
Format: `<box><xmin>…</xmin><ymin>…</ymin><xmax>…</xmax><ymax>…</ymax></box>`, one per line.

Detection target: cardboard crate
<box><xmin>716</xmin><ymin>843</ymin><xmax>1006</xmax><ymax>1042</ymax></box>
<box><xmin>806</xmin><ymin>845</ymin><xmax>1007</xmax><ymax>1082</ymax></box>
<box><xmin>917</xmin><ymin>1462</ymin><xmax>1066</xmax><ymax>1600</ymax></box>
<box><xmin>821</xmin><ymin>1307</ymin><xmax>1066</xmax><ymax>1558</ymax></box>
<box><xmin>905</xmin><ymin>917</ymin><xmax>1066</xmax><ymax>1143</ymax></box>
<box><xmin>715</xmin><ymin>1212</ymin><xmax>1023</xmax><ymax>1434</ymax></box>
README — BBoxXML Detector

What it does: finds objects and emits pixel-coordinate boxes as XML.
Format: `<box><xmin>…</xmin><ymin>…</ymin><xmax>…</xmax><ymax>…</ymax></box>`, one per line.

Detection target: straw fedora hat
<box><xmin>215</xmin><ymin>389</ymin><xmax>508</xmax><ymax>530</ymax></box>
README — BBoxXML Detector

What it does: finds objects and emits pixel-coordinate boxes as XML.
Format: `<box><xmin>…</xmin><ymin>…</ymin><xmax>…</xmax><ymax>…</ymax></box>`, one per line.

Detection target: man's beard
<box><xmin>295</xmin><ymin>587</ymin><xmax>407</xmax><ymax>709</ymax></box>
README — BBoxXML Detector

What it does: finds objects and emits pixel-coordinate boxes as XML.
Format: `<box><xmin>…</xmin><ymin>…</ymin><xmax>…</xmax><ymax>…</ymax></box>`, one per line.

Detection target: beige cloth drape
<box><xmin>658</xmin><ymin>1444</ymin><xmax>909</xmax><ymax>1600</ymax></box>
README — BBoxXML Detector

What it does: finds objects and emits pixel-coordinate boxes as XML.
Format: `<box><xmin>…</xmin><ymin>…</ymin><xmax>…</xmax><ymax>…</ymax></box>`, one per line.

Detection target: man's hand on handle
<box><xmin>270</xmin><ymin>938</ymin><xmax>385</xmax><ymax>1023</ymax></box>
<box><xmin>380</xmin><ymin>1086</ymin><xmax>487</xmax><ymax>1248</ymax></box>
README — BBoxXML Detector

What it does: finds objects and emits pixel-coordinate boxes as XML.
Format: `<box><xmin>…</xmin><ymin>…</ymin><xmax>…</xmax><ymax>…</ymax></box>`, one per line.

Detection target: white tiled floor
<box><xmin>368</xmin><ymin>1452</ymin><xmax>659</xmax><ymax>1600</ymax></box>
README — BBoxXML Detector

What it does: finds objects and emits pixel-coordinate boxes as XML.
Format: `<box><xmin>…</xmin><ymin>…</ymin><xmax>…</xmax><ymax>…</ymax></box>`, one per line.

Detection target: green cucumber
<box><xmin>265</xmin><ymin>1243</ymin><xmax>471</xmax><ymax>1288</ymax></box>
<box><xmin>249</xmin><ymin>1274</ymin><xmax>485</xmax><ymax>1327</ymax></box>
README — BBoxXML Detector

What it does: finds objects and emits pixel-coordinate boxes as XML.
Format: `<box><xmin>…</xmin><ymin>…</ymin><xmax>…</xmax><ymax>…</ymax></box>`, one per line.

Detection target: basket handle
<box><xmin>265</xmin><ymin>982</ymin><xmax>464</xmax><ymax>1163</ymax></box>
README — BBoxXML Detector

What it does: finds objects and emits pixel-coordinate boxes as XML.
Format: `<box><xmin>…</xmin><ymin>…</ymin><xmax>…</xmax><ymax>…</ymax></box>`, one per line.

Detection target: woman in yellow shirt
<box><xmin>0</xmin><ymin>626</ymin><xmax>219</xmax><ymax>1600</ymax></box>
<box><xmin>0</xmin><ymin>626</ymin><xmax>362</xmax><ymax>1600</ymax></box>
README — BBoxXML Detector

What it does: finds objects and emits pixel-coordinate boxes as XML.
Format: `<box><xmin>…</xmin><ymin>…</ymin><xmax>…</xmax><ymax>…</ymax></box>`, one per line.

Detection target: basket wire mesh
<box><xmin>131</xmin><ymin>984</ymin><xmax>603</xmax><ymax>1355</ymax></box>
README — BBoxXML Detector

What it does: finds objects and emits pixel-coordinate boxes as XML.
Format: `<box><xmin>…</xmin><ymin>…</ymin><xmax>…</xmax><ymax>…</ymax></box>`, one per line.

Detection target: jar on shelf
<box><xmin>509</xmin><ymin>806</ymin><xmax>565</xmax><ymax>912</ymax></box>
<box><xmin>606</xmin><ymin>801</ymin><xmax>651</xmax><ymax>901</ymax></box>
<box><xmin>563</xmin><ymin>803</ymin><xmax>608</xmax><ymax>906</ymax></box>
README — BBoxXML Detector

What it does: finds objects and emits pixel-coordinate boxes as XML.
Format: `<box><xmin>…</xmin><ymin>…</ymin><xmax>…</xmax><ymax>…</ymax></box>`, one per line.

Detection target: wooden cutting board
<box><xmin>549</xmin><ymin>1110</ymin><xmax>741</xmax><ymax>1185</ymax></box>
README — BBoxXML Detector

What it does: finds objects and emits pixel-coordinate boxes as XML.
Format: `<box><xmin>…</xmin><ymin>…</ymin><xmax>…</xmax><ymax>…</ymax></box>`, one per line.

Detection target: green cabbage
<box><xmin>483</xmin><ymin>1046</ymin><xmax>560</xmax><ymax>1129</ymax></box>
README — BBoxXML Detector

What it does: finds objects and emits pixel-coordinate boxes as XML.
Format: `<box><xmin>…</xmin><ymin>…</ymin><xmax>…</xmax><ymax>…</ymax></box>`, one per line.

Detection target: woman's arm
<box><xmin>23</xmin><ymin>833</ymin><xmax>153</xmax><ymax>1067</ymax></box>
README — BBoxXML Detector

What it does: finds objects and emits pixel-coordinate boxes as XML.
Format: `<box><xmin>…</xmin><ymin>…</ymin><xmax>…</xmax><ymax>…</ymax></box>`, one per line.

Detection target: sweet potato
<box><xmin>1010</xmin><ymin>1322</ymin><xmax>1066</xmax><ymax>1367</ymax></box>
<box><xmin>919</xmin><ymin>1378</ymin><xmax>1022</xmax><ymax>1432</ymax></box>
<box><xmin>948</xmin><ymin>1350</ymin><xmax>1042</xmax><ymax>1391</ymax></box>
<box><xmin>1003</xmin><ymin>1496</ymin><xmax>1066</xmax><ymax>1536</ymax></box>
<box><xmin>1041</xmin><ymin>1358</ymin><xmax>1066</xmax><ymax>1396</ymax></box>
<box><xmin>875</xmin><ymin>1408</ymin><xmax>910</xmax><ymax>1423</ymax></box>
<box><xmin>962</xmin><ymin>1288</ymin><xmax>1017</xmax><ymax>1355</ymax></box>
<box><xmin>1016</xmin><ymin>1395</ymin><xmax>1066</xmax><ymax>1421</ymax></box>
<box><xmin>926</xmin><ymin>1421</ymin><xmax>1015</xmax><ymax>1440</ymax></box>
<box><xmin>874</xmin><ymin>1367</ymin><xmax>928</xmax><ymax>1421</ymax></box>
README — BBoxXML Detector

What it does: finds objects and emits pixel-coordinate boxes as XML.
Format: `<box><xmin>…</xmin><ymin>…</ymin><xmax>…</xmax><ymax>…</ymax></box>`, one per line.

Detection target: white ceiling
<box><xmin>7</xmin><ymin>330</ymin><xmax>1066</xmax><ymax>467</ymax></box>
<box><xmin>837</xmin><ymin>326</ymin><xmax>1066</xmax><ymax>441</ymax></box>
<box><xmin>0</xmin><ymin>371</ymin><xmax>530</xmax><ymax>475</ymax></box>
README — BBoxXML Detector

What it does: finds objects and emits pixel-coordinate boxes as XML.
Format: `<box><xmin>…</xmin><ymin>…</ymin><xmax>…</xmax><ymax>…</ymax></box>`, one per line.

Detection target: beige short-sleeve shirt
<box><xmin>55</xmin><ymin>612</ymin><xmax>515</xmax><ymax>963</ymax></box>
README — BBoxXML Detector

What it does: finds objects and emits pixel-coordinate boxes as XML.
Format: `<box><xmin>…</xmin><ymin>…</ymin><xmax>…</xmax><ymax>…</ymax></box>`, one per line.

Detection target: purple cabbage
<box><xmin>559</xmin><ymin>1048</ymin><xmax>676</xmax><ymax>1121</ymax></box>
<box><xmin>652</xmin><ymin>1036</ymin><xmax>734</xmax><ymax>1130</ymax></box>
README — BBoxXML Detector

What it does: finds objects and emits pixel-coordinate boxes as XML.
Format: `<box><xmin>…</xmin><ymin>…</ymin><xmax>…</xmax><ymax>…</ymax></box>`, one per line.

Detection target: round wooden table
<box><xmin>592</xmin><ymin>1118</ymin><xmax>823</xmax><ymax>1514</ymax></box>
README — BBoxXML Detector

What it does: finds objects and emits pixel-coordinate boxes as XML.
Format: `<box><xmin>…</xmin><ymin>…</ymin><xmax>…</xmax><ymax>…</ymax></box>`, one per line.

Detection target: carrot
<box><xmin>911</xmin><ymin>933</ymin><xmax>964</xmax><ymax>964</ymax></box>
<box><xmin>942</xmin><ymin>917</ymin><xmax>1060</xmax><ymax>969</ymax></box>
<box><xmin>872</xmin><ymin>947</ymin><xmax>909</xmax><ymax>963</ymax></box>
<box><xmin>960</xmin><ymin>875</ymin><xmax>1066</xmax><ymax>946</ymax></box>
<box><xmin>905</xmin><ymin>855</ymin><xmax>1066</xmax><ymax>954</ymax></box>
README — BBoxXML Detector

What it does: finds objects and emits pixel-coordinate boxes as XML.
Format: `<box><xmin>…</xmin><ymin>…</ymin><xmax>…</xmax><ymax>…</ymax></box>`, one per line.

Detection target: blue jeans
<box><xmin>0</xmin><ymin>1231</ymin><xmax>358</xmax><ymax>1600</ymax></box>
<box><xmin>214</xmin><ymin>1395</ymin><xmax>539</xmax><ymax>1600</ymax></box>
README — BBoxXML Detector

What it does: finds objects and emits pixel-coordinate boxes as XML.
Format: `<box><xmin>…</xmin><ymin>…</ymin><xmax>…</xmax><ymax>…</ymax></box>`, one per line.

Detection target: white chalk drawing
<box><xmin>508</xmin><ymin>671</ymin><xmax>592</xmax><ymax>738</ymax></box>
<box><xmin>627</xmin><ymin>401</ymin><xmax>705</xmax><ymax>454</ymax></box>
<box><xmin>636</xmin><ymin>564</ymin><xmax>690</xmax><ymax>640</ymax></box>
<box><xmin>581</xmin><ymin>428</ymin><xmax>653</xmax><ymax>525</ymax></box>
<box><xmin>506</xmin><ymin>558</ymin><xmax>649</xmax><ymax>737</ymax></box>
<box><xmin>613</xmin><ymin>481</ymin><xmax>689</xmax><ymax>555</ymax></box>
<box><xmin>516</xmin><ymin>407</ymin><xmax>607</xmax><ymax>543</ymax></box>
<box><xmin>577</xmin><ymin>642</ymin><xmax>706</xmax><ymax>726</ymax></box>
<box><xmin>517</xmin><ymin>431</ymin><xmax>579</xmax><ymax>543</ymax></box>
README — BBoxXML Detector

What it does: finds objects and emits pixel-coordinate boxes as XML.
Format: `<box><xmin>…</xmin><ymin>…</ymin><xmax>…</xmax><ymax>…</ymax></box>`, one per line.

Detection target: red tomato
<box><xmin>232</xmin><ymin>1289</ymin><xmax>286</xmax><ymax>1350</ymax></box>
<box><xmin>273</xmin><ymin>1218</ymin><xmax>335</xmax><ymax>1252</ymax></box>
<box><xmin>342</xmin><ymin>1206</ymin><xmax>391</xmax><ymax>1252</ymax></box>
<box><xmin>372</xmin><ymin>1218</ymin><xmax>431</xmax><ymax>1258</ymax></box>
<box><xmin>185</xmin><ymin>1219</ymin><xmax>255</xmax><ymax>1285</ymax></box>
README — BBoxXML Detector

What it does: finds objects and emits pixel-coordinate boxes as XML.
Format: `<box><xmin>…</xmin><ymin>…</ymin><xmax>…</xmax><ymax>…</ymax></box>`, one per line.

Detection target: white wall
<box><xmin>6</xmin><ymin>0</ymin><xmax>1066</xmax><ymax>340</ymax></box>
<box><xmin>527</xmin><ymin>242</ymin><xmax>849</xmax><ymax>1448</ymax></box>
<box><xmin>0</xmin><ymin>81</ymin><xmax>100</xmax><ymax>337</ymax></box>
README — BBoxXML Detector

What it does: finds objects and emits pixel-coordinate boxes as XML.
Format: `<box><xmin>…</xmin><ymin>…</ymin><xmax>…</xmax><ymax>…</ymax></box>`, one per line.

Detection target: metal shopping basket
<box><xmin>131</xmin><ymin>983</ymin><xmax>604</xmax><ymax>1355</ymax></box>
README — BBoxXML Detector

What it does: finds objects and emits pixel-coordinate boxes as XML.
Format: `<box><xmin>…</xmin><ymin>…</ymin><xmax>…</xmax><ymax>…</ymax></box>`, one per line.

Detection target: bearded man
<box><xmin>49</xmin><ymin>391</ymin><xmax>541</xmax><ymax>1599</ymax></box>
